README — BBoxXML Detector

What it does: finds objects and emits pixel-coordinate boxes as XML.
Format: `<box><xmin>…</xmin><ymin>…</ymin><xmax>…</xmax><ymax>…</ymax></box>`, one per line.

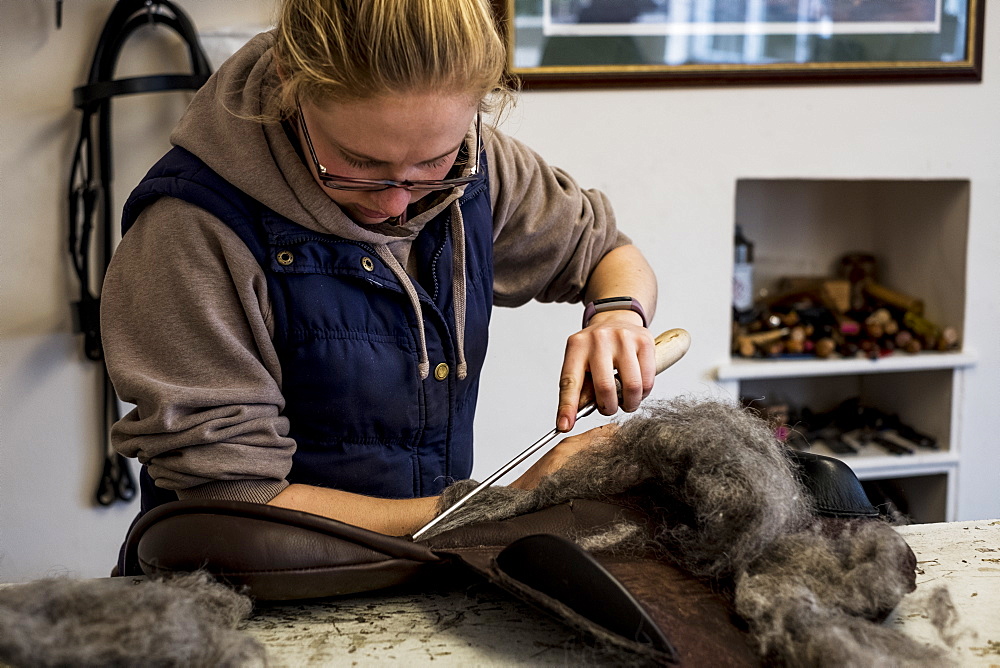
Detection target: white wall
<box><xmin>1</xmin><ymin>0</ymin><xmax>997</xmax><ymax>582</ymax></box>
<box><xmin>0</xmin><ymin>0</ymin><xmax>276</xmax><ymax>582</ymax></box>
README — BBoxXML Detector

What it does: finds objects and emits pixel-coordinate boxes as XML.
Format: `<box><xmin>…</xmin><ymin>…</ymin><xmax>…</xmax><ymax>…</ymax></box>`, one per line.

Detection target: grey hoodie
<box><xmin>101</xmin><ymin>31</ymin><xmax>628</xmax><ymax>504</ymax></box>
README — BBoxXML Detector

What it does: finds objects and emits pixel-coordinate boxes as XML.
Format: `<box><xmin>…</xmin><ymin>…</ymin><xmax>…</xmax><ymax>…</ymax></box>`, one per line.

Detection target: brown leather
<box><xmin>124</xmin><ymin>497</ymin><xmax>757</xmax><ymax>664</ymax></box>
<box><xmin>118</xmin><ymin>446</ymin><xmax>904</xmax><ymax>664</ymax></box>
<box><xmin>124</xmin><ymin>500</ymin><xmax>441</xmax><ymax>600</ymax></box>
<box><xmin>419</xmin><ymin>497</ymin><xmax>653</xmax><ymax>550</ymax></box>
<box><xmin>601</xmin><ymin>559</ymin><xmax>757</xmax><ymax>666</ymax></box>
<box><xmin>423</xmin><ymin>501</ymin><xmax>757</xmax><ymax>666</ymax></box>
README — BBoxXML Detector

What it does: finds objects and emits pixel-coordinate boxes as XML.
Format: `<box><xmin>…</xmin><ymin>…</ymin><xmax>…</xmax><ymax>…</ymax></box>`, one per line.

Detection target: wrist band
<box><xmin>582</xmin><ymin>296</ymin><xmax>647</xmax><ymax>328</ymax></box>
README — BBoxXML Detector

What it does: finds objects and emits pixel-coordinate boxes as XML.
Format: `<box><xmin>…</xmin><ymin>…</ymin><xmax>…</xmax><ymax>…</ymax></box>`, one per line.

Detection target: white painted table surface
<box><xmin>243</xmin><ymin>519</ymin><xmax>1000</xmax><ymax>667</ymax></box>
<box><xmin>887</xmin><ymin>519</ymin><xmax>1000</xmax><ymax>666</ymax></box>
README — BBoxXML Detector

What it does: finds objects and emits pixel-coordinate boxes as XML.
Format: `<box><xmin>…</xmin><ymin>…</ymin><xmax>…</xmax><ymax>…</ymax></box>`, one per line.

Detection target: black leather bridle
<box><xmin>68</xmin><ymin>0</ymin><xmax>212</xmax><ymax>506</ymax></box>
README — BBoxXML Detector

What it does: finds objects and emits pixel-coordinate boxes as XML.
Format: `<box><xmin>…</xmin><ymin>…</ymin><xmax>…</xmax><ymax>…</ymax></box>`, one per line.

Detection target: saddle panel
<box><xmin>123</xmin><ymin>500</ymin><xmax>441</xmax><ymax>600</ymax></box>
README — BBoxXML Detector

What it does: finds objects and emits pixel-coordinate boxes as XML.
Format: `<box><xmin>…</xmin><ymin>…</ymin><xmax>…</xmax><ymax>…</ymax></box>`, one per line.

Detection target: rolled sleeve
<box><xmin>102</xmin><ymin>197</ymin><xmax>296</xmax><ymax>499</ymax></box>
<box><xmin>487</xmin><ymin>127</ymin><xmax>630</xmax><ymax>307</ymax></box>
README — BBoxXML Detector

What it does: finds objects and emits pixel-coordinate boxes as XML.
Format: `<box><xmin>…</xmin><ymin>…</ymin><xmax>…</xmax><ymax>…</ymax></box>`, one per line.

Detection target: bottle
<box><xmin>733</xmin><ymin>225</ymin><xmax>755</xmax><ymax>325</ymax></box>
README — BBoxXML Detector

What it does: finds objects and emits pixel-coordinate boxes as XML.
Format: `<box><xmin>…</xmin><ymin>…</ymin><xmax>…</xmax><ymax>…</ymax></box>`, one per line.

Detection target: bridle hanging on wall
<box><xmin>68</xmin><ymin>0</ymin><xmax>212</xmax><ymax>506</ymax></box>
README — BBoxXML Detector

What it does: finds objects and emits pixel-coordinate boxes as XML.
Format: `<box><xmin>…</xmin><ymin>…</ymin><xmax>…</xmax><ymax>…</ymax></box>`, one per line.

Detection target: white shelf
<box><xmin>805</xmin><ymin>445</ymin><xmax>960</xmax><ymax>479</ymax></box>
<box><xmin>715</xmin><ymin>351</ymin><xmax>976</xmax><ymax>381</ymax></box>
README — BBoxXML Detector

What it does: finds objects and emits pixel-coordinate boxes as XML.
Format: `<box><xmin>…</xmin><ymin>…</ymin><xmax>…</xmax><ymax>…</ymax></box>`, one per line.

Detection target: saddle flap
<box><xmin>494</xmin><ymin>533</ymin><xmax>678</xmax><ymax>662</ymax></box>
<box><xmin>424</xmin><ymin>500</ymin><xmax>759</xmax><ymax>666</ymax></box>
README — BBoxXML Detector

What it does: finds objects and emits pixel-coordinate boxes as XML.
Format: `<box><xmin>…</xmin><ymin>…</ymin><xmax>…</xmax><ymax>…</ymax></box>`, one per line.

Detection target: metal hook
<box><xmin>143</xmin><ymin>0</ymin><xmax>164</xmax><ymax>28</ymax></box>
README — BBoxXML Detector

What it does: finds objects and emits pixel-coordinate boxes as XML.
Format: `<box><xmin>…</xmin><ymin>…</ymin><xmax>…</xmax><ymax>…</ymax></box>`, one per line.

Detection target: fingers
<box><xmin>556</xmin><ymin>318</ymin><xmax>656</xmax><ymax>429</ymax></box>
<box><xmin>556</xmin><ymin>339</ymin><xmax>588</xmax><ymax>432</ymax></box>
<box><xmin>633</xmin><ymin>333</ymin><xmax>657</xmax><ymax>405</ymax></box>
<box><xmin>615</xmin><ymin>346</ymin><xmax>644</xmax><ymax>412</ymax></box>
<box><xmin>588</xmin><ymin>333</ymin><xmax>619</xmax><ymax>416</ymax></box>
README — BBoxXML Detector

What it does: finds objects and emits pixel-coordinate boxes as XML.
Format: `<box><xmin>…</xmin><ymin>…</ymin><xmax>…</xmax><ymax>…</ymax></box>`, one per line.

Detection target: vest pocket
<box><xmin>280</xmin><ymin>329</ymin><xmax>423</xmax><ymax>446</ymax></box>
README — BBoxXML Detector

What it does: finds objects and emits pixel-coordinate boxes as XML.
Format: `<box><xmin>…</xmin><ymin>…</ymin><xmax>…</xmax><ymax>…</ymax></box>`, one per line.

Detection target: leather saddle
<box><xmin>121</xmin><ymin>450</ymin><xmax>886</xmax><ymax>665</ymax></box>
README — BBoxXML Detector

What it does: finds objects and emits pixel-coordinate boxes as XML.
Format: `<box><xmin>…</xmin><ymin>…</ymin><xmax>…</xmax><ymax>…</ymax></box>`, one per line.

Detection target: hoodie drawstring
<box><xmin>374</xmin><ymin>245</ymin><xmax>431</xmax><ymax>380</ymax></box>
<box><xmin>449</xmin><ymin>201</ymin><xmax>468</xmax><ymax>380</ymax></box>
<box><xmin>373</xmin><ymin>199</ymin><xmax>468</xmax><ymax>381</ymax></box>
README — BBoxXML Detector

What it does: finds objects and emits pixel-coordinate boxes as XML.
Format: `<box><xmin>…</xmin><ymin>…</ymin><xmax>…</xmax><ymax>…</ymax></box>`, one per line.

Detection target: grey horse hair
<box><xmin>431</xmin><ymin>397</ymin><xmax>953</xmax><ymax>666</ymax></box>
<box><xmin>0</xmin><ymin>571</ymin><xmax>266</xmax><ymax>667</ymax></box>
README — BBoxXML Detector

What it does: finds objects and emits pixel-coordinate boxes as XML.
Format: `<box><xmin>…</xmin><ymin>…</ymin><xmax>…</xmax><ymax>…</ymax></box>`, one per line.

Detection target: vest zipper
<box><xmin>428</xmin><ymin>223</ymin><xmax>449</xmax><ymax>303</ymax></box>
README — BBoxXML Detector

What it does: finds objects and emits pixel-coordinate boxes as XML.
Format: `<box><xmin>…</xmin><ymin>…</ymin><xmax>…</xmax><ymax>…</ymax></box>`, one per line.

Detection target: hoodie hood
<box><xmin>171</xmin><ymin>31</ymin><xmax>477</xmax><ymax>379</ymax></box>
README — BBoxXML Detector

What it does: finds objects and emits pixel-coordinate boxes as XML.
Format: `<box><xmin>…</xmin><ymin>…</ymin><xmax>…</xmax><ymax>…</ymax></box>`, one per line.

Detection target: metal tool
<box><xmin>412</xmin><ymin>328</ymin><xmax>691</xmax><ymax>540</ymax></box>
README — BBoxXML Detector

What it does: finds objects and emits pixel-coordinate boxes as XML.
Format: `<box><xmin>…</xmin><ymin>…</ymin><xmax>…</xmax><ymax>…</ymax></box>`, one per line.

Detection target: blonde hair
<box><xmin>271</xmin><ymin>0</ymin><xmax>516</xmax><ymax>117</ymax></box>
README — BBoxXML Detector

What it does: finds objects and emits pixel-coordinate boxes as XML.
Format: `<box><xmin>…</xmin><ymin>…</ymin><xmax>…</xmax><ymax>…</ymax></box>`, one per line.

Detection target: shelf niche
<box><xmin>735</xmin><ymin>178</ymin><xmax>969</xmax><ymax>345</ymax></box>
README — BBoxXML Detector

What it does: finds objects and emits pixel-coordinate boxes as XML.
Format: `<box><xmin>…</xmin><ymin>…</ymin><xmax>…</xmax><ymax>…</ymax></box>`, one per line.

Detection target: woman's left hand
<box><xmin>556</xmin><ymin>310</ymin><xmax>656</xmax><ymax>432</ymax></box>
<box><xmin>508</xmin><ymin>423</ymin><xmax>619</xmax><ymax>490</ymax></box>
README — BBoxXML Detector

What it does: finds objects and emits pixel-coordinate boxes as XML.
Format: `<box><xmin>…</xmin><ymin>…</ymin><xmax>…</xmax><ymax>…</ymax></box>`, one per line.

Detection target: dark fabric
<box><xmin>120</xmin><ymin>147</ymin><xmax>494</xmax><ymax>507</ymax></box>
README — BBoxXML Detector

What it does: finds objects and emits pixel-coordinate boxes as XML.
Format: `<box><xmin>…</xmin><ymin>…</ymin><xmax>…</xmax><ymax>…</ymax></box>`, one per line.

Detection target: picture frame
<box><xmin>491</xmin><ymin>0</ymin><xmax>985</xmax><ymax>88</ymax></box>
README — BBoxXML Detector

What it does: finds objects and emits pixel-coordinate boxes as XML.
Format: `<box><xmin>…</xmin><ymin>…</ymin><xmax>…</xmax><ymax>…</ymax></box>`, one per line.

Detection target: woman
<box><xmin>101</xmin><ymin>0</ymin><xmax>658</xmax><ymax>538</ymax></box>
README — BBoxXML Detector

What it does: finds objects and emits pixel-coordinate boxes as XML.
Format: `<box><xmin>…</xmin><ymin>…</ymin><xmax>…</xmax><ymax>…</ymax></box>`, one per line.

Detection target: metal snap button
<box><xmin>361</xmin><ymin>257</ymin><xmax>374</xmax><ymax>272</ymax></box>
<box><xmin>434</xmin><ymin>362</ymin><xmax>449</xmax><ymax>381</ymax></box>
<box><xmin>276</xmin><ymin>250</ymin><xmax>294</xmax><ymax>266</ymax></box>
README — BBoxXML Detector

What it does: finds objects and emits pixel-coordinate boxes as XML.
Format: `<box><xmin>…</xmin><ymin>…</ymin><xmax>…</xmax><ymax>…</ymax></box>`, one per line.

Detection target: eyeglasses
<box><xmin>296</xmin><ymin>99</ymin><xmax>482</xmax><ymax>192</ymax></box>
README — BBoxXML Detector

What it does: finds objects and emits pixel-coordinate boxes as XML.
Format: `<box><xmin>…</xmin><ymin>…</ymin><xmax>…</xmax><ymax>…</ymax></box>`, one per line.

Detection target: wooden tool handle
<box><xmin>653</xmin><ymin>328</ymin><xmax>691</xmax><ymax>375</ymax></box>
<box><xmin>583</xmin><ymin>328</ymin><xmax>691</xmax><ymax>408</ymax></box>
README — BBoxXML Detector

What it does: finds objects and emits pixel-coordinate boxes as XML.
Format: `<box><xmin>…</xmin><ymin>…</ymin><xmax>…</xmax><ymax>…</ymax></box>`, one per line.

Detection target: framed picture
<box><xmin>492</xmin><ymin>0</ymin><xmax>985</xmax><ymax>88</ymax></box>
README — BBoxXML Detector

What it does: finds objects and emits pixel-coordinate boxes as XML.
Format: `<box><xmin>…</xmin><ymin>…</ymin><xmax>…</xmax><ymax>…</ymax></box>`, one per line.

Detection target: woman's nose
<box><xmin>369</xmin><ymin>187</ymin><xmax>413</xmax><ymax>217</ymax></box>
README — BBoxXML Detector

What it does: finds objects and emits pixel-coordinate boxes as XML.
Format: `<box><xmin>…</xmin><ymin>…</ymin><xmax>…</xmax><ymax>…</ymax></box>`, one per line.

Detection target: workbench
<box><xmin>244</xmin><ymin>519</ymin><xmax>1000</xmax><ymax>666</ymax></box>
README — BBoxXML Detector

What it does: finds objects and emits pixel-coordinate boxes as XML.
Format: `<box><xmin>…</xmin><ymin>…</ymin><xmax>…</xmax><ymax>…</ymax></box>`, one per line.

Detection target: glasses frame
<box><xmin>295</xmin><ymin>98</ymin><xmax>482</xmax><ymax>192</ymax></box>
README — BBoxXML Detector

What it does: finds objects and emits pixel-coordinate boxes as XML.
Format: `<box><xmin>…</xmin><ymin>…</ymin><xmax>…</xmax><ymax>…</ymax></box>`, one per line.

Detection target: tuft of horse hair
<box><xmin>432</xmin><ymin>398</ymin><xmax>812</xmax><ymax>577</ymax></box>
<box><xmin>431</xmin><ymin>397</ymin><xmax>952</xmax><ymax>666</ymax></box>
<box><xmin>0</xmin><ymin>570</ymin><xmax>266</xmax><ymax>667</ymax></box>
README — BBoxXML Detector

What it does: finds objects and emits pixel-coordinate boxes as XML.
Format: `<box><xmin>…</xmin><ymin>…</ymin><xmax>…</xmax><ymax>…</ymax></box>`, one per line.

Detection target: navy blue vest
<box><xmin>121</xmin><ymin>147</ymin><xmax>493</xmax><ymax>508</ymax></box>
